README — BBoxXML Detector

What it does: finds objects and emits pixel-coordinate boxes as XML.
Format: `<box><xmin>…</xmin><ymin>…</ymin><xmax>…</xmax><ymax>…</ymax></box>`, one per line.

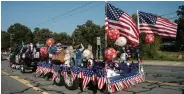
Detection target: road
<box><xmin>1</xmin><ymin>59</ymin><xmax>184</xmax><ymax>94</ymax></box>
<box><xmin>2</xmin><ymin>73</ymin><xmax>41</xmax><ymax>94</ymax></box>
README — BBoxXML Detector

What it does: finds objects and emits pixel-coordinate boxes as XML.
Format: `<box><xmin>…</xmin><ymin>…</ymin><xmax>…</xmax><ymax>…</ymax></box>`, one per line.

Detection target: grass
<box><xmin>150</xmin><ymin>51</ymin><xmax>184</xmax><ymax>61</ymax></box>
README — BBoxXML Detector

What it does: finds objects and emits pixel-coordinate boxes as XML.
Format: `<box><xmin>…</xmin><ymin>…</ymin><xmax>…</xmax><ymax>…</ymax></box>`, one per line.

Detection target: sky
<box><xmin>2</xmin><ymin>1</ymin><xmax>184</xmax><ymax>35</ymax></box>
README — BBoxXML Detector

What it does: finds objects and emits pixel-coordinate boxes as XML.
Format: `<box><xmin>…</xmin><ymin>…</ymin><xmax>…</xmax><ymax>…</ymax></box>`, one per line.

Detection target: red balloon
<box><xmin>107</xmin><ymin>28</ymin><xmax>120</xmax><ymax>40</ymax></box>
<box><xmin>104</xmin><ymin>48</ymin><xmax>117</xmax><ymax>61</ymax></box>
<box><xmin>40</xmin><ymin>47</ymin><xmax>48</xmax><ymax>58</ymax></box>
<box><xmin>145</xmin><ymin>34</ymin><xmax>154</xmax><ymax>44</ymax></box>
<box><xmin>46</xmin><ymin>38</ymin><xmax>55</xmax><ymax>46</ymax></box>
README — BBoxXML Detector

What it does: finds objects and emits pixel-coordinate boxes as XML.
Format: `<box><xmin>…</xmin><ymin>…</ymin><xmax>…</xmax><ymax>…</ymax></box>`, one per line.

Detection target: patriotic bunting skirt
<box><xmin>36</xmin><ymin>61</ymin><xmax>144</xmax><ymax>93</ymax></box>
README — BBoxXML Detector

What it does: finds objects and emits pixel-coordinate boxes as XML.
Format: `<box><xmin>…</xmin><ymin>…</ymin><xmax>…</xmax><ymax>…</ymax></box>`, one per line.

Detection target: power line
<box><xmin>167</xmin><ymin>16</ymin><xmax>178</xmax><ymax>20</ymax></box>
<box><xmin>160</xmin><ymin>12</ymin><xmax>177</xmax><ymax>17</ymax></box>
<box><xmin>30</xmin><ymin>1</ymin><xmax>94</xmax><ymax>28</ymax></box>
<box><xmin>51</xmin><ymin>2</ymin><xmax>104</xmax><ymax>23</ymax></box>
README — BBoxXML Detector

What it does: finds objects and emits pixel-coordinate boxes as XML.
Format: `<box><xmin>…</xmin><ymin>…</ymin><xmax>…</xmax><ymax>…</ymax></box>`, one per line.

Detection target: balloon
<box><xmin>145</xmin><ymin>34</ymin><xmax>154</xmax><ymax>44</ymax></box>
<box><xmin>49</xmin><ymin>46</ymin><xmax>57</xmax><ymax>54</ymax></box>
<box><xmin>46</xmin><ymin>38</ymin><xmax>55</xmax><ymax>46</ymax></box>
<box><xmin>104</xmin><ymin>48</ymin><xmax>117</xmax><ymax>61</ymax></box>
<box><xmin>115</xmin><ymin>37</ymin><xmax>127</xmax><ymax>46</ymax></box>
<box><xmin>107</xmin><ymin>28</ymin><xmax>120</xmax><ymax>40</ymax></box>
<box><xmin>120</xmin><ymin>53</ymin><xmax>128</xmax><ymax>61</ymax></box>
<box><xmin>83</xmin><ymin>49</ymin><xmax>91</xmax><ymax>58</ymax></box>
<box><xmin>40</xmin><ymin>47</ymin><xmax>48</xmax><ymax>58</ymax></box>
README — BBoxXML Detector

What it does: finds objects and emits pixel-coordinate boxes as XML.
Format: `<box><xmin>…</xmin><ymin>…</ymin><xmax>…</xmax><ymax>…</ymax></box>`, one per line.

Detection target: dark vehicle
<box><xmin>20</xmin><ymin>45</ymin><xmax>40</xmax><ymax>73</ymax></box>
<box><xmin>9</xmin><ymin>45</ymin><xmax>40</xmax><ymax>73</ymax></box>
<box><xmin>9</xmin><ymin>46</ymin><xmax>23</xmax><ymax>69</ymax></box>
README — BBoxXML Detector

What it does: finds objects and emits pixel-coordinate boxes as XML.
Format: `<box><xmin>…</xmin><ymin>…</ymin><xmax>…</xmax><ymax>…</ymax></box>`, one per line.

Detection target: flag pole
<box><xmin>137</xmin><ymin>10</ymin><xmax>141</xmax><ymax>73</ymax></box>
<box><xmin>105</xmin><ymin>1</ymin><xmax>107</xmax><ymax>49</ymax></box>
<box><xmin>137</xmin><ymin>10</ymin><xmax>140</xmax><ymax>30</ymax></box>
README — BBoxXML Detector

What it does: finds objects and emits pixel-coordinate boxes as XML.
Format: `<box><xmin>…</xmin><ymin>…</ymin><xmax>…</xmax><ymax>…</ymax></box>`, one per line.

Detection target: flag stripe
<box><xmin>140</xmin><ymin>24</ymin><xmax>177</xmax><ymax>33</ymax></box>
<box><xmin>108</xmin><ymin>22</ymin><xmax>138</xmax><ymax>39</ymax></box>
<box><xmin>139</xmin><ymin>11</ymin><xmax>177</xmax><ymax>38</ymax></box>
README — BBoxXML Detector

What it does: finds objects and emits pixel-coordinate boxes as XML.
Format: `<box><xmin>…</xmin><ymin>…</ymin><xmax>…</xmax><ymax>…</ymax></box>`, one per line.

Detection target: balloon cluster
<box><xmin>104</xmin><ymin>28</ymin><xmax>127</xmax><ymax>61</ymax></box>
<box><xmin>145</xmin><ymin>34</ymin><xmax>154</xmax><ymax>44</ymax></box>
<box><xmin>106</xmin><ymin>28</ymin><xmax>120</xmax><ymax>40</ymax></box>
<box><xmin>46</xmin><ymin>38</ymin><xmax>55</xmax><ymax>47</ymax></box>
<box><xmin>104</xmin><ymin>48</ymin><xmax>117</xmax><ymax>61</ymax></box>
<box><xmin>40</xmin><ymin>47</ymin><xmax>48</xmax><ymax>58</ymax></box>
<box><xmin>40</xmin><ymin>38</ymin><xmax>56</xmax><ymax>58</ymax></box>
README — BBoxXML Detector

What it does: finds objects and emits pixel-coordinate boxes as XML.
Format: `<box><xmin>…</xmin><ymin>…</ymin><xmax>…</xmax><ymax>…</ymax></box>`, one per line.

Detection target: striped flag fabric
<box><xmin>82</xmin><ymin>69</ymin><xmax>94</xmax><ymax>89</ymax></box>
<box><xmin>138</xmin><ymin>11</ymin><xmax>177</xmax><ymax>38</ymax></box>
<box><xmin>52</xmin><ymin>64</ymin><xmax>60</xmax><ymax>81</ymax></box>
<box><xmin>96</xmin><ymin>69</ymin><xmax>106</xmax><ymax>89</ymax></box>
<box><xmin>105</xmin><ymin>3</ymin><xmax>139</xmax><ymax>45</ymax></box>
<box><xmin>44</xmin><ymin>63</ymin><xmax>51</xmax><ymax>75</ymax></box>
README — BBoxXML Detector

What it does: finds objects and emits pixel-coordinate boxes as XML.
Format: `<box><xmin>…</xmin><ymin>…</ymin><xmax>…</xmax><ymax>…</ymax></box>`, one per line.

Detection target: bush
<box><xmin>139</xmin><ymin>34</ymin><xmax>162</xmax><ymax>60</ymax></box>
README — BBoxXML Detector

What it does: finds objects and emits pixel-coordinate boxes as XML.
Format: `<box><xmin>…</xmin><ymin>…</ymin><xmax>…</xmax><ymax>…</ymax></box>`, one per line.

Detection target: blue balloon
<box><xmin>48</xmin><ymin>46</ymin><xmax>57</xmax><ymax>54</ymax></box>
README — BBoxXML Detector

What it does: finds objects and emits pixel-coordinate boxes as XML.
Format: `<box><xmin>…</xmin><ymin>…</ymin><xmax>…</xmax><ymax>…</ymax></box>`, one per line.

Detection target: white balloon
<box><xmin>120</xmin><ymin>53</ymin><xmax>128</xmax><ymax>61</ymax></box>
<box><xmin>83</xmin><ymin>49</ymin><xmax>90</xmax><ymax>58</ymax></box>
<box><xmin>115</xmin><ymin>37</ymin><xmax>127</xmax><ymax>46</ymax></box>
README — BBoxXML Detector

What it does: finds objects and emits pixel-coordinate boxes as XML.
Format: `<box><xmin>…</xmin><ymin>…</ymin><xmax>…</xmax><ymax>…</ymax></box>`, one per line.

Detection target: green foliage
<box><xmin>72</xmin><ymin>20</ymin><xmax>105</xmax><ymax>49</ymax></box>
<box><xmin>7</xmin><ymin>23</ymin><xmax>33</xmax><ymax>47</ymax></box>
<box><xmin>53</xmin><ymin>32</ymin><xmax>72</xmax><ymax>45</ymax></box>
<box><xmin>1</xmin><ymin>31</ymin><xmax>10</xmax><ymax>51</ymax></box>
<box><xmin>175</xmin><ymin>5</ymin><xmax>184</xmax><ymax>51</ymax></box>
<box><xmin>33</xmin><ymin>28</ymin><xmax>53</xmax><ymax>44</ymax></box>
<box><xmin>132</xmin><ymin>13</ymin><xmax>138</xmax><ymax>25</ymax></box>
<box><xmin>139</xmin><ymin>34</ymin><xmax>162</xmax><ymax>59</ymax></box>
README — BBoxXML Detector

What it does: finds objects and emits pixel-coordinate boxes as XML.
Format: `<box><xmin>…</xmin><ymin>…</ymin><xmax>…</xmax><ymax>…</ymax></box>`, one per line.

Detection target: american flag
<box><xmin>105</xmin><ymin>3</ymin><xmax>139</xmax><ymax>45</ymax></box>
<box><xmin>36</xmin><ymin>62</ymin><xmax>42</xmax><ymax>73</ymax></box>
<box><xmin>40</xmin><ymin>62</ymin><xmax>47</xmax><ymax>73</ymax></box>
<box><xmin>82</xmin><ymin>69</ymin><xmax>94</xmax><ymax>89</ymax></box>
<box><xmin>78</xmin><ymin>68</ymin><xmax>84</xmax><ymax>78</ymax></box>
<box><xmin>62</xmin><ymin>66</ymin><xmax>68</xmax><ymax>80</ymax></box>
<box><xmin>71</xmin><ymin>67</ymin><xmax>80</xmax><ymax>81</ymax></box>
<box><xmin>139</xmin><ymin>11</ymin><xmax>177</xmax><ymax>38</ymax></box>
<box><xmin>52</xmin><ymin>64</ymin><xmax>60</xmax><ymax>81</ymax></box>
<box><xmin>96</xmin><ymin>69</ymin><xmax>106</xmax><ymax>89</ymax></box>
<box><xmin>44</xmin><ymin>63</ymin><xmax>51</xmax><ymax>75</ymax></box>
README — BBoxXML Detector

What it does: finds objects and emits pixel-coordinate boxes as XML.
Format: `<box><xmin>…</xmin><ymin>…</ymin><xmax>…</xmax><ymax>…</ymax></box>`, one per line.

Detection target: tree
<box><xmin>33</xmin><ymin>28</ymin><xmax>53</xmax><ymax>44</ymax></box>
<box><xmin>175</xmin><ymin>5</ymin><xmax>184</xmax><ymax>51</ymax></box>
<box><xmin>1</xmin><ymin>31</ymin><xmax>10</xmax><ymax>51</ymax></box>
<box><xmin>53</xmin><ymin>32</ymin><xmax>72</xmax><ymax>45</ymax></box>
<box><xmin>72</xmin><ymin>20</ymin><xmax>105</xmax><ymax>49</ymax></box>
<box><xmin>132</xmin><ymin>13</ymin><xmax>138</xmax><ymax>25</ymax></box>
<box><xmin>7</xmin><ymin>23</ymin><xmax>33</xmax><ymax>47</ymax></box>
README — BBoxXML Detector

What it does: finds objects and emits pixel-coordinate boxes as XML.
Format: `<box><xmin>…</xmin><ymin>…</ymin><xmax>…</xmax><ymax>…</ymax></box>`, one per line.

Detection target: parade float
<box><xmin>35</xmin><ymin>28</ymin><xmax>145</xmax><ymax>93</ymax></box>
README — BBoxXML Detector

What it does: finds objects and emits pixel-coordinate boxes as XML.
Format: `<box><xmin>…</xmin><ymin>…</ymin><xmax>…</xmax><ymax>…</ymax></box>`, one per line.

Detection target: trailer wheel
<box><xmin>65</xmin><ymin>73</ymin><xmax>79</xmax><ymax>90</ymax></box>
<box><xmin>54</xmin><ymin>72</ymin><xmax>65</xmax><ymax>86</ymax></box>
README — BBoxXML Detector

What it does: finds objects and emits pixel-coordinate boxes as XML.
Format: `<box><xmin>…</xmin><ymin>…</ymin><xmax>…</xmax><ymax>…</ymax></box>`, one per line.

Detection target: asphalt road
<box><xmin>1</xmin><ymin>59</ymin><xmax>184</xmax><ymax>94</ymax></box>
<box><xmin>1</xmin><ymin>73</ymin><xmax>41</xmax><ymax>94</ymax></box>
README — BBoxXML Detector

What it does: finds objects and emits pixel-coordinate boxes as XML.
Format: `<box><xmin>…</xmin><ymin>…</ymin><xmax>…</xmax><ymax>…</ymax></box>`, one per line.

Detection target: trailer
<box><xmin>36</xmin><ymin>45</ymin><xmax>145</xmax><ymax>93</ymax></box>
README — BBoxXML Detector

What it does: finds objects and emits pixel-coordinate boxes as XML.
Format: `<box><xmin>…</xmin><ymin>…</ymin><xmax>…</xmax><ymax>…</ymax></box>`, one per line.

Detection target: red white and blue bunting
<box><xmin>36</xmin><ymin>61</ymin><xmax>144</xmax><ymax>93</ymax></box>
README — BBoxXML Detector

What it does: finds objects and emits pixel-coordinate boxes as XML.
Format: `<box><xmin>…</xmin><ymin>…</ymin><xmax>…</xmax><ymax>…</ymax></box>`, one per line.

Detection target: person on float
<box><xmin>74</xmin><ymin>43</ymin><xmax>84</xmax><ymax>67</ymax></box>
<box><xmin>33</xmin><ymin>43</ymin><xmax>40</xmax><ymax>63</ymax></box>
<box><xmin>26</xmin><ymin>43</ymin><xmax>36</xmax><ymax>59</ymax></box>
<box><xmin>120</xmin><ymin>47</ymin><xmax>128</xmax><ymax>63</ymax></box>
<box><xmin>87</xmin><ymin>44</ymin><xmax>94</xmax><ymax>66</ymax></box>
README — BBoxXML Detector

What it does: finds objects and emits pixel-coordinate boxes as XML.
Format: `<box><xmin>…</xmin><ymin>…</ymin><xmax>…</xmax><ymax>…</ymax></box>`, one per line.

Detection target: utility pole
<box><xmin>10</xmin><ymin>33</ymin><xmax>14</xmax><ymax>49</ymax></box>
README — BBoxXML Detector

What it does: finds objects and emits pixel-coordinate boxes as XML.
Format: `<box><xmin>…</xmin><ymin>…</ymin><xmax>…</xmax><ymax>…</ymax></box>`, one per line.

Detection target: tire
<box><xmin>64</xmin><ymin>72</ymin><xmax>79</xmax><ymax>90</ymax></box>
<box><xmin>20</xmin><ymin>64</ymin><xmax>26</xmax><ymax>73</ymax></box>
<box><xmin>54</xmin><ymin>72</ymin><xmax>65</xmax><ymax>86</ymax></box>
<box><xmin>32</xmin><ymin>66</ymin><xmax>37</xmax><ymax>72</ymax></box>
